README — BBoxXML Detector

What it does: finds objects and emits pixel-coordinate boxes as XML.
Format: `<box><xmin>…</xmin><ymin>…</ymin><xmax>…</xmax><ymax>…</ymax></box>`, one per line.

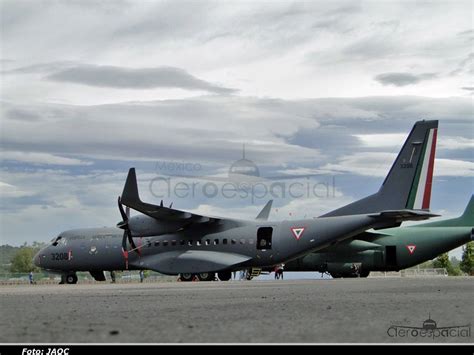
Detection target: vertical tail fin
<box><xmin>418</xmin><ymin>195</ymin><xmax>473</xmax><ymax>227</ymax></box>
<box><xmin>323</xmin><ymin>120</ymin><xmax>438</xmax><ymax>217</ymax></box>
<box><xmin>459</xmin><ymin>195</ymin><xmax>474</xmax><ymax>225</ymax></box>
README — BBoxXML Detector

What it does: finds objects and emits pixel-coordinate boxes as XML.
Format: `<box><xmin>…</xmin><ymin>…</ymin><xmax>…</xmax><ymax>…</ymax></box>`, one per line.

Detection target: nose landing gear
<box><xmin>60</xmin><ymin>273</ymin><xmax>78</xmax><ymax>284</ymax></box>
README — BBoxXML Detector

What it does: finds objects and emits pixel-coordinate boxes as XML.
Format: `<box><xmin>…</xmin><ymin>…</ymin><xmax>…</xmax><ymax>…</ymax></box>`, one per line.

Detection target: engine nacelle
<box><xmin>128</xmin><ymin>214</ymin><xmax>185</xmax><ymax>237</ymax></box>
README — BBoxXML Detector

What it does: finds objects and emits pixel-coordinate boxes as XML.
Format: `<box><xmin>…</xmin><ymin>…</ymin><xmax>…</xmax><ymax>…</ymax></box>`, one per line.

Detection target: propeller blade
<box><xmin>118</xmin><ymin>196</ymin><xmax>128</xmax><ymax>224</ymax></box>
<box><xmin>121</xmin><ymin>230</ymin><xmax>129</xmax><ymax>270</ymax></box>
<box><xmin>118</xmin><ymin>196</ymin><xmax>141</xmax><ymax>258</ymax></box>
<box><xmin>127</xmin><ymin>230</ymin><xmax>139</xmax><ymax>253</ymax></box>
<box><xmin>169</xmin><ymin>202</ymin><xmax>173</xmax><ymax>209</ymax></box>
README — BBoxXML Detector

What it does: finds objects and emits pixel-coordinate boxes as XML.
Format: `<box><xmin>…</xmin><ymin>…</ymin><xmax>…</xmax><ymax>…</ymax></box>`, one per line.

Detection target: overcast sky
<box><xmin>0</xmin><ymin>1</ymin><xmax>472</xmax><ymax>259</ymax></box>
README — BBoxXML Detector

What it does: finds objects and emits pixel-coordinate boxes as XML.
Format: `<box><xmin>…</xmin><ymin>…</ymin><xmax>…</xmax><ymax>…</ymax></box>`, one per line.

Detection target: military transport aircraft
<box><xmin>34</xmin><ymin>120</ymin><xmax>439</xmax><ymax>284</ymax></box>
<box><xmin>285</xmin><ymin>195</ymin><xmax>473</xmax><ymax>278</ymax></box>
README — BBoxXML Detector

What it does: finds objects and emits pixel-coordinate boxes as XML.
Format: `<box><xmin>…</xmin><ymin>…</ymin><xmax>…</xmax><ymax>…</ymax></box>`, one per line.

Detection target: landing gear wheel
<box><xmin>359</xmin><ymin>271</ymin><xmax>370</xmax><ymax>278</ymax></box>
<box><xmin>197</xmin><ymin>272</ymin><xmax>215</xmax><ymax>281</ymax></box>
<box><xmin>180</xmin><ymin>273</ymin><xmax>194</xmax><ymax>282</ymax></box>
<box><xmin>217</xmin><ymin>271</ymin><xmax>232</xmax><ymax>281</ymax></box>
<box><xmin>66</xmin><ymin>274</ymin><xmax>78</xmax><ymax>284</ymax></box>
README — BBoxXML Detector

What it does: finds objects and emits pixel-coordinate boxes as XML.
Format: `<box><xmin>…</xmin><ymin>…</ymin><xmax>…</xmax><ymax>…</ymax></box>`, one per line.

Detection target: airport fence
<box><xmin>0</xmin><ymin>271</ymin><xmax>177</xmax><ymax>285</ymax></box>
<box><xmin>369</xmin><ymin>268</ymin><xmax>448</xmax><ymax>278</ymax></box>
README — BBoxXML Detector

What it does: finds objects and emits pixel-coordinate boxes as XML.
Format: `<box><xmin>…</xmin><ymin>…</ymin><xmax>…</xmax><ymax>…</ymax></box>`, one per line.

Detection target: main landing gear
<box><xmin>179</xmin><ymin>271</ymin><xmax>232</xmax><ymax>282</ymax></box>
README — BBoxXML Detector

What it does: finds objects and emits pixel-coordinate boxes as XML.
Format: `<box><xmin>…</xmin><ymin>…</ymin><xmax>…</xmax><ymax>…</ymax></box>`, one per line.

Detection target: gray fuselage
<box><xmin>35</xmin><ymin>214</ymin><xmax>377</xmax><ymax>275</ymax></box>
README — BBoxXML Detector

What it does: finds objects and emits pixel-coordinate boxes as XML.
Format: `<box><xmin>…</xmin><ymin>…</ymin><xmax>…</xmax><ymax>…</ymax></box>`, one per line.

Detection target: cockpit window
<box><xmin>51</xmin><ymin>236</ymin><xmax>67</xmax><ymax>246</ymax></box>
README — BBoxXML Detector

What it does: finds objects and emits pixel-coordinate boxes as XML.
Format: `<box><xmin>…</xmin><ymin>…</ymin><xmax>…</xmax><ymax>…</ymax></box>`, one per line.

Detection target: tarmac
<box><xmin>0</xmin><ymin>278</ymin><xmax>472</xmax><ymax>344</ymax></box>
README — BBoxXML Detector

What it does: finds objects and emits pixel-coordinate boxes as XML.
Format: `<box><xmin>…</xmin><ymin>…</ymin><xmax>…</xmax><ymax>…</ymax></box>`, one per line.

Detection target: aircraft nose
<box><xmin>33</xmin><ymin>250</ymin><xmax>42</xmax><ymax>267</ymax></box>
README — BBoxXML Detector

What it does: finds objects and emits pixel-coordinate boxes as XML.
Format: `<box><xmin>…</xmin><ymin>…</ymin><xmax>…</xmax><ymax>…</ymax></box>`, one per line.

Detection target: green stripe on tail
<box><xmin>406</xmin><ymin>131</ymin><xmax>429</xmax><ymax>209</ymax></box>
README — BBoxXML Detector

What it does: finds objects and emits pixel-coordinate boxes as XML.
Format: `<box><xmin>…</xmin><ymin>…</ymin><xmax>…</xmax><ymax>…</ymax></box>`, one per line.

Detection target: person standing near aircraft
<box><xmin>274</xmin><ymin>265</ymin><xmax>280</xmax><ymax>279</ymax></box>
<box><xmin>279</xmin><ymin>264</ymin><xmax>284</xmax><ymax>279</ymax></box>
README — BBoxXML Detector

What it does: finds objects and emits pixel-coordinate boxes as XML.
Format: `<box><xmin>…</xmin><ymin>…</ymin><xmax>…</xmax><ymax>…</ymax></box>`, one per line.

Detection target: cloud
<box><xmin>1</xmin><ymin>151</ymin><xmax>93</xmax><ymax>166</ymax></box>
<box><xmin>9</xmin><ymin>63</ymin><xmax>238</xmax><ymax>94</ymax></box>
<box><xmin>449</xmin><ymin>53</ymin><xmax>474</xmax><ymax>76</ymax></box>
<box><xmin>435</xmin><ymin>158</ymin><xmax>474</xmax><ymax>177</ymax></box>
<box><xmin>354</xmin><ymin>133</ymin><xmax>406</xmax><ymax>148</ymax></box>
<box><xmin>457</xmin><ymin>29</ymin><xmax>474</xmax><ymax>36</ymax></box>
<box><xmin>461</xmin><ymin>86</ymin><xmax>474</xmax><ymax>95</ymax></box>
<box><xmin>320</xmin><ymin>153</ymin><xmax>474</xmax><ymax>177</ymax></box>
<box><xmin>0</xmin><ymin>181</ymin><xmax>34</xmax><ymax>198</ymax></box>
<box><xmin>438</xmin><ymin>137</ymin><xmax>474</xmax><ymax>150</ymax></box>
<box><xmin>320</xmin><ymin>152</ymin><xmax>396</xmax><ymax>177</ymax></box>
<box><xmin>374</xmin><ymin>72</ymin><xmax>438</xmax><ymax>87</ymax></box>
<box><xmin>1</xmin><ymin>96</ymin><xmax>472</xmax><ymax>168</ymax></box>
<box><xmin>355</xmin><ymin>134</ymin><xmax>474</xmax><ymax>150</ymax></box>
<box><xmin>4</xmin><ymin>108</ymin><xmax>41</xmax><ymax>122</ymax></box>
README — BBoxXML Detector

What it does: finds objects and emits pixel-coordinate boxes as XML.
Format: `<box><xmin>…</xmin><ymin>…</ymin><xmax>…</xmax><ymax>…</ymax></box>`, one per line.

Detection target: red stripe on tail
<box><xmin>422</xmin><ymin>129</ymin><xmax>437</xmax><ymax>209</ymax></box>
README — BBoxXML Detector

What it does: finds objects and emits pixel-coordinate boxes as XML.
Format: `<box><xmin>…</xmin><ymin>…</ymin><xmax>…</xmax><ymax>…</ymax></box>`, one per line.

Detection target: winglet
<box><xmin>256</xmin><ymin>200</ymin><xmax>273</xmax><ymax>221</ymax></box>
<box><xmin>121</xmin><ymin>168</ymin><xmax>141</xmax><ymax>205</ymax></box>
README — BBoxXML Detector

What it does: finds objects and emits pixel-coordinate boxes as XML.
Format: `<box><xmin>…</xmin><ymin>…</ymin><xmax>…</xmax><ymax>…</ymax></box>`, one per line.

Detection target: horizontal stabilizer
<box><xmin>368</xmin><ymin>209</ymin><xmax>439</xmax><ymax>229</ymax></box>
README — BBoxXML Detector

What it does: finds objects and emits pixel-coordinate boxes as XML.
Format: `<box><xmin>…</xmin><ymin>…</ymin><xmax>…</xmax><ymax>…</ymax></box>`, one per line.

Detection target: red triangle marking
<box><xmin>406</xmin><ymin>244</ymin><xmax>416</xmax><ymax>255</ymax></box>
<box><xmin>291</xmin><ymin>227</ymin><xmax>306</xmax><ymax>240</ymax></box>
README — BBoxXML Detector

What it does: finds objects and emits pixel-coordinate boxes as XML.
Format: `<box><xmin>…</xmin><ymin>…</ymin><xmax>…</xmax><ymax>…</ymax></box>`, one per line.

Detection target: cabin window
<box><xmin>257</xmin><ymin>227</ymin><xmax>273</xmax><ymax>250</ymax></box>
<box><xmin>171</xmin><ymin>240</ymin><xmax>177</xmax><ymax>246</ymax></box>
<box><xmin>213</xmin><ymin>239</ymin><xmax>219</xmax><ymax>245</ymax></box>
<box><xmin>180</xmin><ymin>240</ymin><xmax>185</xmax><ymax>246</ymax></box>
<box><xmin>196</xmin><ymin>240</ymin><xmax>201</xmax><ymax>246</ymax></box>
<box><xmin>187</xmin><ymin>240</ymin><xmax>193</xmax><ymax>246</ymax></box>
<box><xmin>154</xmin><ymin>241</ymin><xmax>160</xmax><ymax>247</ymax></box>
<box><xmin>205</xmin><ymin>239</ymin><xmax>210</xmax><ymax>245</ymax></box>
<box><xmin>223</xmin><ymin>239</ymin><xmax>228</xmax><ymax>245</ymax></box>
<box><xmin>231</xmin><ymin>239</ymin><xmax>237</xmax><ymax>245</ymax></box>
<box><xmin>240</xmin><ymin>239</ymin><xmax>245</xmax><ymax>244</ymax></box>
<box><xmin>248</xmin><ymin>239</ymin><xmax>254</xmax><ymax>245</ymax></box>
<box><xmin>163</xmin><ymin>241</ymin><xmax>168</xmax><ymax>246</ymax></box>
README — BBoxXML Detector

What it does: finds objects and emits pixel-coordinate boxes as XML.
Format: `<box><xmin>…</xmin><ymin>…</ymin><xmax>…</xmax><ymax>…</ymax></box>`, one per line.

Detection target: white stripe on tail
<box><xmin>413</xmin><ymin>128</ymin><xmax>437</xmax><ymax>209</ymax></box>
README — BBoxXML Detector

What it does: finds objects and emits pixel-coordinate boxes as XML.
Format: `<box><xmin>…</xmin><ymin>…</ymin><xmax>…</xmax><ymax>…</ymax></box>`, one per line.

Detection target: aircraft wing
<box><xmin>120</xmin><ymin>168</ymin><xmax>221</xmax><ymax>224</ymax></box>
<box><xmin>129</xmin><ymin>250</ymin><xmax>252</xmax><ymax>274</ymax></box>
